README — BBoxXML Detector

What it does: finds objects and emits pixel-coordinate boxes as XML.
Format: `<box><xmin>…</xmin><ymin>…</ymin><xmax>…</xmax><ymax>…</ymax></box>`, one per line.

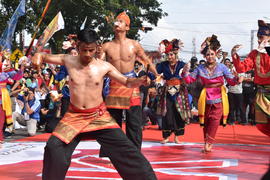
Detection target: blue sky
<box><xmin>139</xmin><ymin>0</ymin><xmax>270</xmax><ymax>61</ymax></box>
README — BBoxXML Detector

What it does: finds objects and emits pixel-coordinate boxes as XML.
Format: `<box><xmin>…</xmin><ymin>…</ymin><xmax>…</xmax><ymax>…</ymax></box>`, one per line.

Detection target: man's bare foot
<box><xmin>160</xmin><ymin>138</ymin><xmax>169</xmax><ymax>144</ymax></box>
<box><xmin>174</xmin><ymin>136</ymin><xmax>181</xmax><ymax>144</ymax></box>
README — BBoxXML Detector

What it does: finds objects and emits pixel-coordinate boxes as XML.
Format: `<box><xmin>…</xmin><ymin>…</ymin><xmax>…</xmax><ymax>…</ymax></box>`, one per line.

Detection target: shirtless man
<box><xmin>100</xmin><ymin>12</ymin><xmax>158</xmax><ymax>150</ymax></box>
<box><xmin>32</xmin><ymin>29</ymin><xmax>157</xmax><ymax>180</ymax></box>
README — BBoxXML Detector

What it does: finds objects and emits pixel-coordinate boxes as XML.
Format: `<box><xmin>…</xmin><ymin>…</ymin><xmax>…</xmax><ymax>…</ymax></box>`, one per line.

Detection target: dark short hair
<box><xmin>199</xmin><ymin>59</ymin><xmax>206</xmax><ymax>64</ymax></box>
<box><xmin>190</xmin><ymin>56</ymin><xmax>198</xmax><ymax>63</ymax></box>
<box><xmin>66</xmin><ymin>47</ymin><xmax>77</xmax><ymax>54</ymax></box>
<box><xmin>24</xmin><ymin>69</ymin><xmax>30</xmax><ymax>73</ymax></box>
<box><xmin>135</xmin><ymin>60</ymin><xmax>142</xmax><ymax>66</ymax></box>
<box><xmin>224</xmin><ymin>58</ymin><xmax>231</xmax><ymax>62</ymax></box>
<box><xmin>77</xmin><ymin>29</ymin><xmax>99</xmax><ymax>44</ymax></box>
<box><xmin>31</xmin><ymin>70</ymin><xmax>38</xmax><ymax>75</ymax></box>
<box><xmin>28</xmin><ymin>87</ymin><xmax>35</xmax><ymax>93</ymax></box>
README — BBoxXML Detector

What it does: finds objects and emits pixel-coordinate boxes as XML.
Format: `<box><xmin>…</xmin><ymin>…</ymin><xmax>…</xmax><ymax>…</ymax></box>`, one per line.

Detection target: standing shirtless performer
<box><xmin>32</xmin><ymin>28</ymin><xmax>157</xmax><ymax>180</ymax></box>
<box><xmin>100</xmin><ymin>12</ymin><xmax>158</xmax><ymax>150</ymax></box>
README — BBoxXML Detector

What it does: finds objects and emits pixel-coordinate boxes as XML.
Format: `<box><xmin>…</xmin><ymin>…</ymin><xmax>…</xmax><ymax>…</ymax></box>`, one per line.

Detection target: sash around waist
<box><xmin>204</xmin><ymin>83</ymin><xmax>223</xmax><ymax>88</ymax></box>
<box><xmin>257</xmin><ymin>85</ymin><xmax>270</xmax><ymax>93</ymax></box>
<box><xmin>166</xmin><ymin>79</ymin><xmax>181</xmax><ymax>86</ymax></box>
<box><xmin>0</xmin><ymin>83</ymin><xmax>7</xmax><ymax>88</ymax></box>
<box><xmin>69</xmin><ymin>102</ymin><xmax>106</xmax><ymax>113</ymax></box>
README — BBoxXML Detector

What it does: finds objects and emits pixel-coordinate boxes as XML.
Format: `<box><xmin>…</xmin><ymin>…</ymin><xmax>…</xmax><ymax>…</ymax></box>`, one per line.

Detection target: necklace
<box><xmin>169</xmin><ymin>63</ymin><xmax>177</xmax><ymax>74</ymax></box>
<box><xmin>206</xmin><ymin>62</ymin><xmax>217</xmax><ymax>76</ymax></box>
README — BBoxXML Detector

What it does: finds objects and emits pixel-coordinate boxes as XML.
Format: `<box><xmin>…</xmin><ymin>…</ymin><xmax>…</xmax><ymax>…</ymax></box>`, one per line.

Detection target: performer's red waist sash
<box><xmin>52</xmin><ymin>102</ymin><xmax>119</xmax><ymax>144</ymax></box>
<box><xmin>166</xmin><ymin>79</ymin><xmax>181</xmax><ymax>86</ymax></box>
<box><xmin>105</xmin><ymin>79</ymin><xmax>141</xmax><ymax>109</ymax></box>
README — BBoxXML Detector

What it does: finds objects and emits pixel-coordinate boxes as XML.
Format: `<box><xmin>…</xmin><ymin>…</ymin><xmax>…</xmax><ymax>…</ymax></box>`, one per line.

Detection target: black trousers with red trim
<box><xmin>42</xmin><ymin>128</ymin><xmax>156</xmax><ymax>180</ymax></box>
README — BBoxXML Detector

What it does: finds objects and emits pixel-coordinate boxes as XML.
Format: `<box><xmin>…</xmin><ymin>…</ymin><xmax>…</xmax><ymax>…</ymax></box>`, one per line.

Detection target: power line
<box><xmin>165</xmin><ymin>21</ymin><xmax>255</xmax><ymax>25</ymax></box>
<box><xmin>154</xmin><ymin>26</ymin><xmax>250</xmax><ymax>36</ymax></box>
<box><xmin>166</xmin><ymin>10</ymin><xmax>270</xmax><ymax>15</ymax></box>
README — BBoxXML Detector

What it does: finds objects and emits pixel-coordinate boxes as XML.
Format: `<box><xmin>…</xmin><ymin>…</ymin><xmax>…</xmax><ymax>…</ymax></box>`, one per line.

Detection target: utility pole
<box><xmin>192</xmin><ymin>37</ymin><xmax>196</xmax><ymax>57</ymax></box>
<box><xmin>250</xmin><ymin>30</ymin><xmax>257</xmax><ymax>51</ymax></box>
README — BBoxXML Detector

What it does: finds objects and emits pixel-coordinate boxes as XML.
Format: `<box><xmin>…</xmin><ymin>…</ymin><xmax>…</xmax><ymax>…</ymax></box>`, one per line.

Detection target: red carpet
<box><xmin>16</xmin><ymin>123</ymin><xmax>270</xmax><ymax>145</ymax></box>
<box><xmin>1</xmin><ymin>123</ymin><xmax>269</xmax><ymax>180</ymax></box>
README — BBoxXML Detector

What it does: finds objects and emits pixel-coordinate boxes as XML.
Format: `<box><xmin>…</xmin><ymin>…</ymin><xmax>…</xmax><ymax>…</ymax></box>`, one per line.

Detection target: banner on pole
<box><xmin>35</xmin><ymin>12</ymin><xmax>65</xmax><ymax>52</ymax></box>
<box><xmin>0</xmin><ymin>0</ymin><xmax>26</xmax><ymax>51</ymax></box>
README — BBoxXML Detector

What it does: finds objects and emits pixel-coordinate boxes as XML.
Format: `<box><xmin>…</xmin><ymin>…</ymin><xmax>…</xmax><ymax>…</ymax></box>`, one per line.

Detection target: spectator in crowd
<box><xmin>59</xmin><ymin>75</ymin><xmax>70</xmax><ymax>117</ymax></box>
<box><xmin>190</xmin><ymin>56</ymin><xmax>198</xmax><ymax>72</ymax></box>
<box><xmin>242</xmin><ymin>70</ymin><xmax>256</xmax><ymax>125</ymax></box>
<box><xmin>41</xmin><ymin>90</ymin><xmax>62</xmax><ymax>133</ymax></box>
<box><xmin>12</xmin><ymin>87</ymin><xmax>41</xmax><ymax>136</ymax></box>
<box><xmin>224</xmin><ymin>58</ymin><xmax>245</xmax><ymax>124</ymax></box>
<box><xmin>26</xmin><ymin>70</ymin><xmax>38</xmax><ymax>88</ymax></box>
<box><xmin>199</xmin><ymin>59</ymin><xmax>206</xmax><ymax>65</ymax></box>
<box><xmin>134</xmin><ymin>60</ymin><xmax>144</xmax><ymax>77</ymax></box>
<box><xmin>36</xmin><ymin>83</ymin><xmax>49</xmax><ymax>130</ymax></box>
<box><xmin>142</xmin><ymin>87</ymin><xmax>162</xmax><ymax>129</ymax></box>
<box><xmin>187</xmin><ymin>56</ymin><xmax>203</xmax><ymax>122</ymax></box>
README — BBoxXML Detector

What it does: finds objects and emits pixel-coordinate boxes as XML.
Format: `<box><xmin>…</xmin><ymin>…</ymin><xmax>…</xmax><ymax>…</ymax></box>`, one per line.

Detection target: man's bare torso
<box><xmin>103</xmin><ymin>38</ymin><xmax>137</xmax><ymax>74</ymax></box>
<box><xmin>64</xmin><ymin>56</ymin><xmax>108</xmax><ymax>109</ymax></box>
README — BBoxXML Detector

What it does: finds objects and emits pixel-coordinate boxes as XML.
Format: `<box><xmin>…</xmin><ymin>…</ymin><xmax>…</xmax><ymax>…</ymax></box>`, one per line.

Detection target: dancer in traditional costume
<box><xmin>182</xmin><ymin>35</ymin><xmax>240</xmax><ymax>152</ymax></box>
<box><xmin>32</xmin><ymin>29</ymin><xmax>157</xmax><ymax>180</ymax></box>
<box><xmin>156</xmin><ymin>39</ymin><xmax>191</xmax><ymax>144</ymax></box>
<box><xmin>100</xmin><ymin>11</ymin><xmax>158</xmax><ymax>150</ymax></box>
<box><xmin>0</xmin><ymin>52</ymin><xmax>25</xmax><ymax>147</ymax></box>
<box><xmin>231</xmin><ymin>20</ymin><xmax>270</xmax><ymax>137</ymax></box>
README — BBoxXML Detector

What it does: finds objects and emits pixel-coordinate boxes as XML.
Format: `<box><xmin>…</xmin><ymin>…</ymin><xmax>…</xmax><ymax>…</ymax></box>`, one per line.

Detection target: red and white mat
<box><xmin>1</xmin><ymin>124</ymin><xmax>270</xmax><ymax>180</ymax></box>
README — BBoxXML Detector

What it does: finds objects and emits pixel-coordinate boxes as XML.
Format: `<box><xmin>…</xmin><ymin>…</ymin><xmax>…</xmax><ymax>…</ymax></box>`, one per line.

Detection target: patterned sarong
<box><xmin>198</xmin><ymin>86</ymin><xmax>229</xmax><ymax>126</ymax></box>
<box><xmin>0</xmin><ymin>83</ymin><xmax>13</xmax><ymax>129</ymax></box>
<box><xmin>175</xmin><ymin>86</ymin><xmax>192</xmax><ymax>123</ymax></box>
<box><xmin>105</xmin><ymin>71</ymin><xmax>140</xmax><ymax>109</ymax></box>
<box><xmin>158</xmin><ymin>79</ymin><xmax>192</xmax><ymax>123</ymax></box>
<box><xmin>255</xmin><ymin>85</ymin><xmax>270</xmax><ymax>124</ymax></box>
<box><xmin>52</xmin><ymin>102</ymin><xmax>119</xmax><ymax>144</ymax></box>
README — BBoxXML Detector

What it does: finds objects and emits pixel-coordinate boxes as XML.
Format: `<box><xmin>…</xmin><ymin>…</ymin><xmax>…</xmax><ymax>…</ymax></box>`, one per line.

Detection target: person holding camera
<box><xmin>12</xmin><ymin>87</ymin><xmax>41</xmax><ymax>136</ymax></box>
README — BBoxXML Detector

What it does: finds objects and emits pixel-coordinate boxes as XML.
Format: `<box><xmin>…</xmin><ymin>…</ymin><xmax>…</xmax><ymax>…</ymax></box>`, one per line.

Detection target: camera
<box><xmin>24</xmin><ymin>91</ymin><xmax>29</xmax><ymax>96</ymax></box>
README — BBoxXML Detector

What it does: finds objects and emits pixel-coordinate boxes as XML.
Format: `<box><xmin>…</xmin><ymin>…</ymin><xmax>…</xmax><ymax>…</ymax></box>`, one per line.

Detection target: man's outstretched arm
<box><xmin>31</xmin><ymin>53</ymin><xmax>66</xmax><ymax>69</ymax></box>
<box><xmin>106</xmin><ymin>61</ymin><xmax>148</xmax><ymax>88</ymax></box>
<box><xmin>135</xmin><ymin>41</ymin><xmax>158</xmax><ymax>76</ymax></box>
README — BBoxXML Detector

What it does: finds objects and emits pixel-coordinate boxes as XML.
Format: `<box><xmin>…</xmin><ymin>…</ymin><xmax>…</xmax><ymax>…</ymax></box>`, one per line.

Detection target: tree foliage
<box><xmin>0</xmin><ymin>0</ymin><xmax>167</xmax><ymax>52</ymax></box>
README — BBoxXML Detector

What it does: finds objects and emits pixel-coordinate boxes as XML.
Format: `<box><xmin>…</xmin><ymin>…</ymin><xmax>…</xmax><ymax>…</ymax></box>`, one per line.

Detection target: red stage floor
<box><xmin>0</xmin><ymin>124</ymin><xmax>270</xmax><ymax>180</ymax></box>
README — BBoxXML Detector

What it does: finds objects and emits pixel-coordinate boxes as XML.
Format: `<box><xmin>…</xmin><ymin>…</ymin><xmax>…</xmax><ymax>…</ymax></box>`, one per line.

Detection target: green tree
<box><xmin>0</xmin><ymin>0</ymin><xmax>167</xmax><ymax>53</ymax></box>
